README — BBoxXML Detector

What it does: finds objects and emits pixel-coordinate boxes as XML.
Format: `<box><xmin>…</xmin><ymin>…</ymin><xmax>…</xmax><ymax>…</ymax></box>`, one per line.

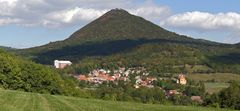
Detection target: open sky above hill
<box><xmin>0</xmin><ymin>0</ymin><xmax>240</xmax><ymax>48</ymax></box>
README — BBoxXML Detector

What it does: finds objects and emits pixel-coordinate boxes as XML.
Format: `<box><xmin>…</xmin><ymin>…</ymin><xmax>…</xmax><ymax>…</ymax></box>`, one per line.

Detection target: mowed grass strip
<box><xmin>0</xmin><ymin>89</ymin><xmax>236</xmax><ymax>111</ymax></box>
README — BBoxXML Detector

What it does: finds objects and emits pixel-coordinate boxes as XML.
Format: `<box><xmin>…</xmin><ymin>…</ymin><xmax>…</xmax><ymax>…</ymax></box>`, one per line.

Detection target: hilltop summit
<box><xmin>105</xmin><ymin>8</ymin><xmax>130</xmax><ymax>15</ymax></box>
<box><xmin>64</xmin><ymin>8</ymin><xmax>182</xmax><ymax>44</ymax></box>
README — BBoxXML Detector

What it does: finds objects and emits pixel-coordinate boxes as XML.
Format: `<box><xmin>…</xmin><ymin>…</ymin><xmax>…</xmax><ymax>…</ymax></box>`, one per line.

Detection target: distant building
<box><xmin>78</xmin><ymin>75</ymin><xmax>87</xmax><ymax>81</ymax></box>
<box><xmin>167</xmin><ymin>90</ymin><xmax>179</xmax><ymax>95</ymax></box>
<box><xmin>191</xmin><ymin>96</ymin><xmax>203</xmax><ymax>103</ymax></box>
<box><xmin>177</xmin><ymin>74</ymin><xmax>187</xmax><ymax>85</ymax></box>
<box><xmin>165</xmin><ymin>90</ymin><xmax>180</xmax><ymax>97</ymax></box>
<box><xmin>54</xmin><ymin>60</ymin><xmax>72</xmax><ymax>69</ymax></box>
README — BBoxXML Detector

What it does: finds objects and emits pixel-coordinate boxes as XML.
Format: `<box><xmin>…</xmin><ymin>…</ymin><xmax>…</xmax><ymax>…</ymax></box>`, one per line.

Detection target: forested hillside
<box><xmin>17</xmin><ymin>9</ymin><xmax>240</xmax><ymax>74</ymax></box>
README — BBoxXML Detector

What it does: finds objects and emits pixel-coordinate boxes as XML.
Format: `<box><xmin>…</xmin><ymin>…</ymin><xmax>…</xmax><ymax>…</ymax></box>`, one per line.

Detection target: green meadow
<box><xmin>204</xmin><ymin>82</ymin><xmax>229</xmax><ymax>94</ymax></box>
<box><xmin>0</xmin><ymin>89</ymin><xmax>235</xmax><ymax>111</ymax></box>
<box><xmin>186</xmin><ymin>73</ymin><xmax>240</xmax><ymax>82</ymax></box>
<box><xmin>186</xmin><ymin>73</ymin><xmax>240</xmax><ymax>93</ymax></box>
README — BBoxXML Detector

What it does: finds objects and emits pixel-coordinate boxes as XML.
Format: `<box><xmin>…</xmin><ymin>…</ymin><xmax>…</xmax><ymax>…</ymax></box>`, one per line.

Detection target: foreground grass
<box><xmin>0</xmin><ymin>89</ymin><xmax>235</xmax><ymax>111</ymax></box>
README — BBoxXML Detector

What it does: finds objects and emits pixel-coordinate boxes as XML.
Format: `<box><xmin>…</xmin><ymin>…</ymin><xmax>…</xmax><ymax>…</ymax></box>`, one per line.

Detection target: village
<box><xmin>54</xmin><ymin>60</ymin><xmax>186</xmax><ymax>85</ymax></box>
<box><xmin>53</xmin><ymin>60</ymin><xmax>202</xmax><ymax>102</ymax></box>
<box><xmin>74</xmin><ymin>68</ymin><xmax>187</xmax><ymax>87</ymax></box>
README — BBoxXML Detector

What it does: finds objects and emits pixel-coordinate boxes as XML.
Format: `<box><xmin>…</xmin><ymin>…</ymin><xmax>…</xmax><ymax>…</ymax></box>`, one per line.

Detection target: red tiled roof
<box><xmin>79</xmin><ymin>75</ymin><xmax>87</xmax><ymax>81</ymax></box>
<box><xmin>107</xmin><ymin>76</ymin><xmax>115</xmax><ymax>81</ymax></box>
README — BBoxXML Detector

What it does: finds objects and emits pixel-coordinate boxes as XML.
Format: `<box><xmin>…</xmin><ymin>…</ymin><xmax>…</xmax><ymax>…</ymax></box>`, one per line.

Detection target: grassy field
<box><xmin>186</xmin><ymin>73</ymin><xmax>240</xmax><ymax>93</ymax></box>
<box><xmin>0</xmin><ymin>89</ymin><xmax>235</xmax><ymax>111</ymax></box>
<box><xmin>204</xmin><ymin>82</ymin><xmax>229</xmax><ymax>94</ymax></box>
<box><xmin>186</xmin><ymin>73</ymin><xmax>240</xmax><ymax>82</ymax></box>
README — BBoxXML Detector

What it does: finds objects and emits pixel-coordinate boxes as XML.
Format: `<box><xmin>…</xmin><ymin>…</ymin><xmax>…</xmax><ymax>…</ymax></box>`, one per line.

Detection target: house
<box><xmin>54</xmin><ymin>60</ymin><xmax>72</xmax><ymax>69</ymax></box>
<box><xmin>107</xmin><ymin>76</ymin><xmax>115</xmax><ymax>81</ymax></box>
<box><xmin>114</xmin><ymin>73</ymin><xmax>121</xmax><ymax>79</ymax></box>
<box><xmin>177</xmin><ymin>74</ymin><xmax>187</xmax><ymax>85</ymax></box>
<box><xmin>134</xmin><ymin>77</ymin><xmax>156</xmax><ymax>88</ymax></box>
<box><xmin>191</xmin><ymin>96</ymin><xmax>203</xmax><ymax>103</ymax></box>
<box><xmin>78</xmin><ymin>75</ymin><xmax>87</xmax><ymax>81</ymax></box>
<box><xmin>99</xmin><ymin>69</ymin><xmax>107</xmax><ymax>74</ymax></box>
<box><xmin>147</xmin><ymin>77</ymin><xmax>157</xmax><ymax>82</ymax></box>
<box><xmin>166</xmin><ymin>90</ymin><xmax>179</xmax><ymax>97</ymax></box>
<box><xmin>168</xmin><ymin>90</ymin><xmax>179</xmax><ymax>95</ymax></box>
<box><xmin>92</xmin><ymin>70</ymin><xmax>99</xmax><ymax>76</ymax></box>
<box><xmin>134</xmin><ymin>85</ymin><xmax>140</xmax><ymax>89</ymax></box>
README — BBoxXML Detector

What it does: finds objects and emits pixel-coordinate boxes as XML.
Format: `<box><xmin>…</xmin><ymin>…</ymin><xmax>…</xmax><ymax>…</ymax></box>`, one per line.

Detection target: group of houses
<box><xmin>134</xmin><ymin>76</ymin><xmax>157</xmax><ymax>88</ymax></box>
<box><xmin>53</xmin><ymin>60</ymin><xmax>187</xmax><ymax>86</ymax></box>
<box><xmin>75</xmin><ymin>67</ymin><xmax>149</xmax><ymax>85</ymax></box>
<box><xmin>53</xmin><ymin>60</ymin><xmax>201</xmax><ymax>102</ymax></box>
<box><xmin>52</xmin><ymin>60</ymin><xmax>188</xmax><ymax>87</ymax></box>
<box><xmin>77</xmin><ymin>69</ymin><xmax>124</xmax><ymax>84</ymax></box>
<box><xmin>74</xmin><ymin>68</ymin><xmax>188</xmax><ymax>89</ymax></box>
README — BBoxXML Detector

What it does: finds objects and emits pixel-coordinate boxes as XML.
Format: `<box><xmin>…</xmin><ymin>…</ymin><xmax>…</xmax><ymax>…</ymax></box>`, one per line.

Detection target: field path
<box><xmin>38</xmin><ymin>94</ymin><xmax>51</xmax><ymax>111</ymax></box>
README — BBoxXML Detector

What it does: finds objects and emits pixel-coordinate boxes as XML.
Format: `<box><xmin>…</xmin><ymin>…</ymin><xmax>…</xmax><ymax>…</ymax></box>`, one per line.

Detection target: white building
<box><xmin>54</xmin><ymin>60</ymin><xmax>72</xmax><ymax>69</ymax></box>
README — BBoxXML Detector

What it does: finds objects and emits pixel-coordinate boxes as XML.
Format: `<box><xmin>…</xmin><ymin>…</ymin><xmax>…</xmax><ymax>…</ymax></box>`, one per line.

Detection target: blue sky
<box><xmin>155</xmin><ymin>0</ymin><xmax>240</xmax><ymax>13</ymax></box>
<box><xmin>0</xmin><ymin>0</ymin><xmax>240</xmax><ymax>48</ymax></box>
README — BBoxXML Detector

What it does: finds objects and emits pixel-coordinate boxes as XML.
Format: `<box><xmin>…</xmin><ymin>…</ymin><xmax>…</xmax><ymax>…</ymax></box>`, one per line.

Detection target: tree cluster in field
<box><xmin>203</xmin><ymin>81</ymin><xmax>240</xmax><ymax>110</ymax></box>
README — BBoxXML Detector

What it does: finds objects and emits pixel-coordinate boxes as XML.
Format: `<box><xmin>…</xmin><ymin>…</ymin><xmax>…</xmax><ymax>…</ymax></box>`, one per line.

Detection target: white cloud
<box><xmin>0</xmin><ymin>0</ymin><xmax>18</xmax><ymax>16</ymax></box>
<box><xmin>160</xmin><ymin>11</ymin><xmax>240</xmax><ymax>44</ymax></box>
<box><xmin>43</xmin><ymin>7</ymin><xmax>108</xmax><ymax>27</ymax></box>
<box><xmin>42</xmin><ymin>5</ymin><xmax>171</xmax><ymax>28</ymax></box>
<box><xmin>130</xmin><ymin>6</ymin><xmax>171</xmax><ymax>21</ymax></box>
<box><xmin>161</xmin><ymin>11</ymin><xmax>240</xmax><ymax>31</ymax></box>
<box><xmin>0</xmin><ymin>0</ymin><xmax>18</xmax><ymax>4</ymax></box>
<box><xmin>0</xmin><ymin>0</ymin><xmax>171</xmax><ymax>27</ymax></box>
<box><xmin>0</xmin><ymin>18</ymin><xmax>21</xmax><ymax>25</ymax></box>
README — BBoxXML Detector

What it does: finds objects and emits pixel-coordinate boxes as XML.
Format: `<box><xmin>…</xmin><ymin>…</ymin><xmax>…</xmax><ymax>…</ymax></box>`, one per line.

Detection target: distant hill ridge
<box><xmin>21</xmin><ymin>9</ymin><xmax>221</xmax><ymax>54</ymax></box>
<box><xmin>0</xmin><ymin>46</ymin><xmax>14</xmax><ymax>50</ymax></box>
<box><xmin>17</xmin><ymin>9</ymin><xmax>240</xmax><ymax>74</ymax></box>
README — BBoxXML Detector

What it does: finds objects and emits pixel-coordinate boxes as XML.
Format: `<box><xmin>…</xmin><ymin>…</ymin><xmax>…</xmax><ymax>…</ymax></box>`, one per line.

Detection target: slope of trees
<box><xmin>204</xmin><ymin>81</ymin><xmax>240</xmax><ymax>110</ymax></box>
<box><xmin>58</xmin><ymin>41</ymin><xmax>240</xmax><ymax>75</ymax></box>
<box><xmin>0</xmin><ymin>49</ymin><xmax>82</xmax><ymax>96</ymax></box>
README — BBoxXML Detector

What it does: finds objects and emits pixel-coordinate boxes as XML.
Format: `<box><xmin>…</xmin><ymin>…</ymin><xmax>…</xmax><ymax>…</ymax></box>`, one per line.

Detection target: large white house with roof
<box><xmin>54</xmin><ymin>60</ymin><xmax>72</xmax><ymax>69</ymax></box>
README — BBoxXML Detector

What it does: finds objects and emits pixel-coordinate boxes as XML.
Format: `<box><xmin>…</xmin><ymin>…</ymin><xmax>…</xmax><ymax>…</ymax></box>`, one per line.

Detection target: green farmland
<box><xmin>0</xmin><ymin>89</ymin><xmax>235</xmax><ymax>111</ymax></box>
<box><xmin>186</xmin><ymin>73</ymin><xmax>240</xmax><ymax>93</ymax></box>
<box><xmin>186</xmin><ymin>73</ymin><xmax>240</xmax><ymax>82</ymax></box>
<box><xmin>204</xmin><ymin>82</ymin><xmax>230</xmax><ymax>94</ymax></box>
